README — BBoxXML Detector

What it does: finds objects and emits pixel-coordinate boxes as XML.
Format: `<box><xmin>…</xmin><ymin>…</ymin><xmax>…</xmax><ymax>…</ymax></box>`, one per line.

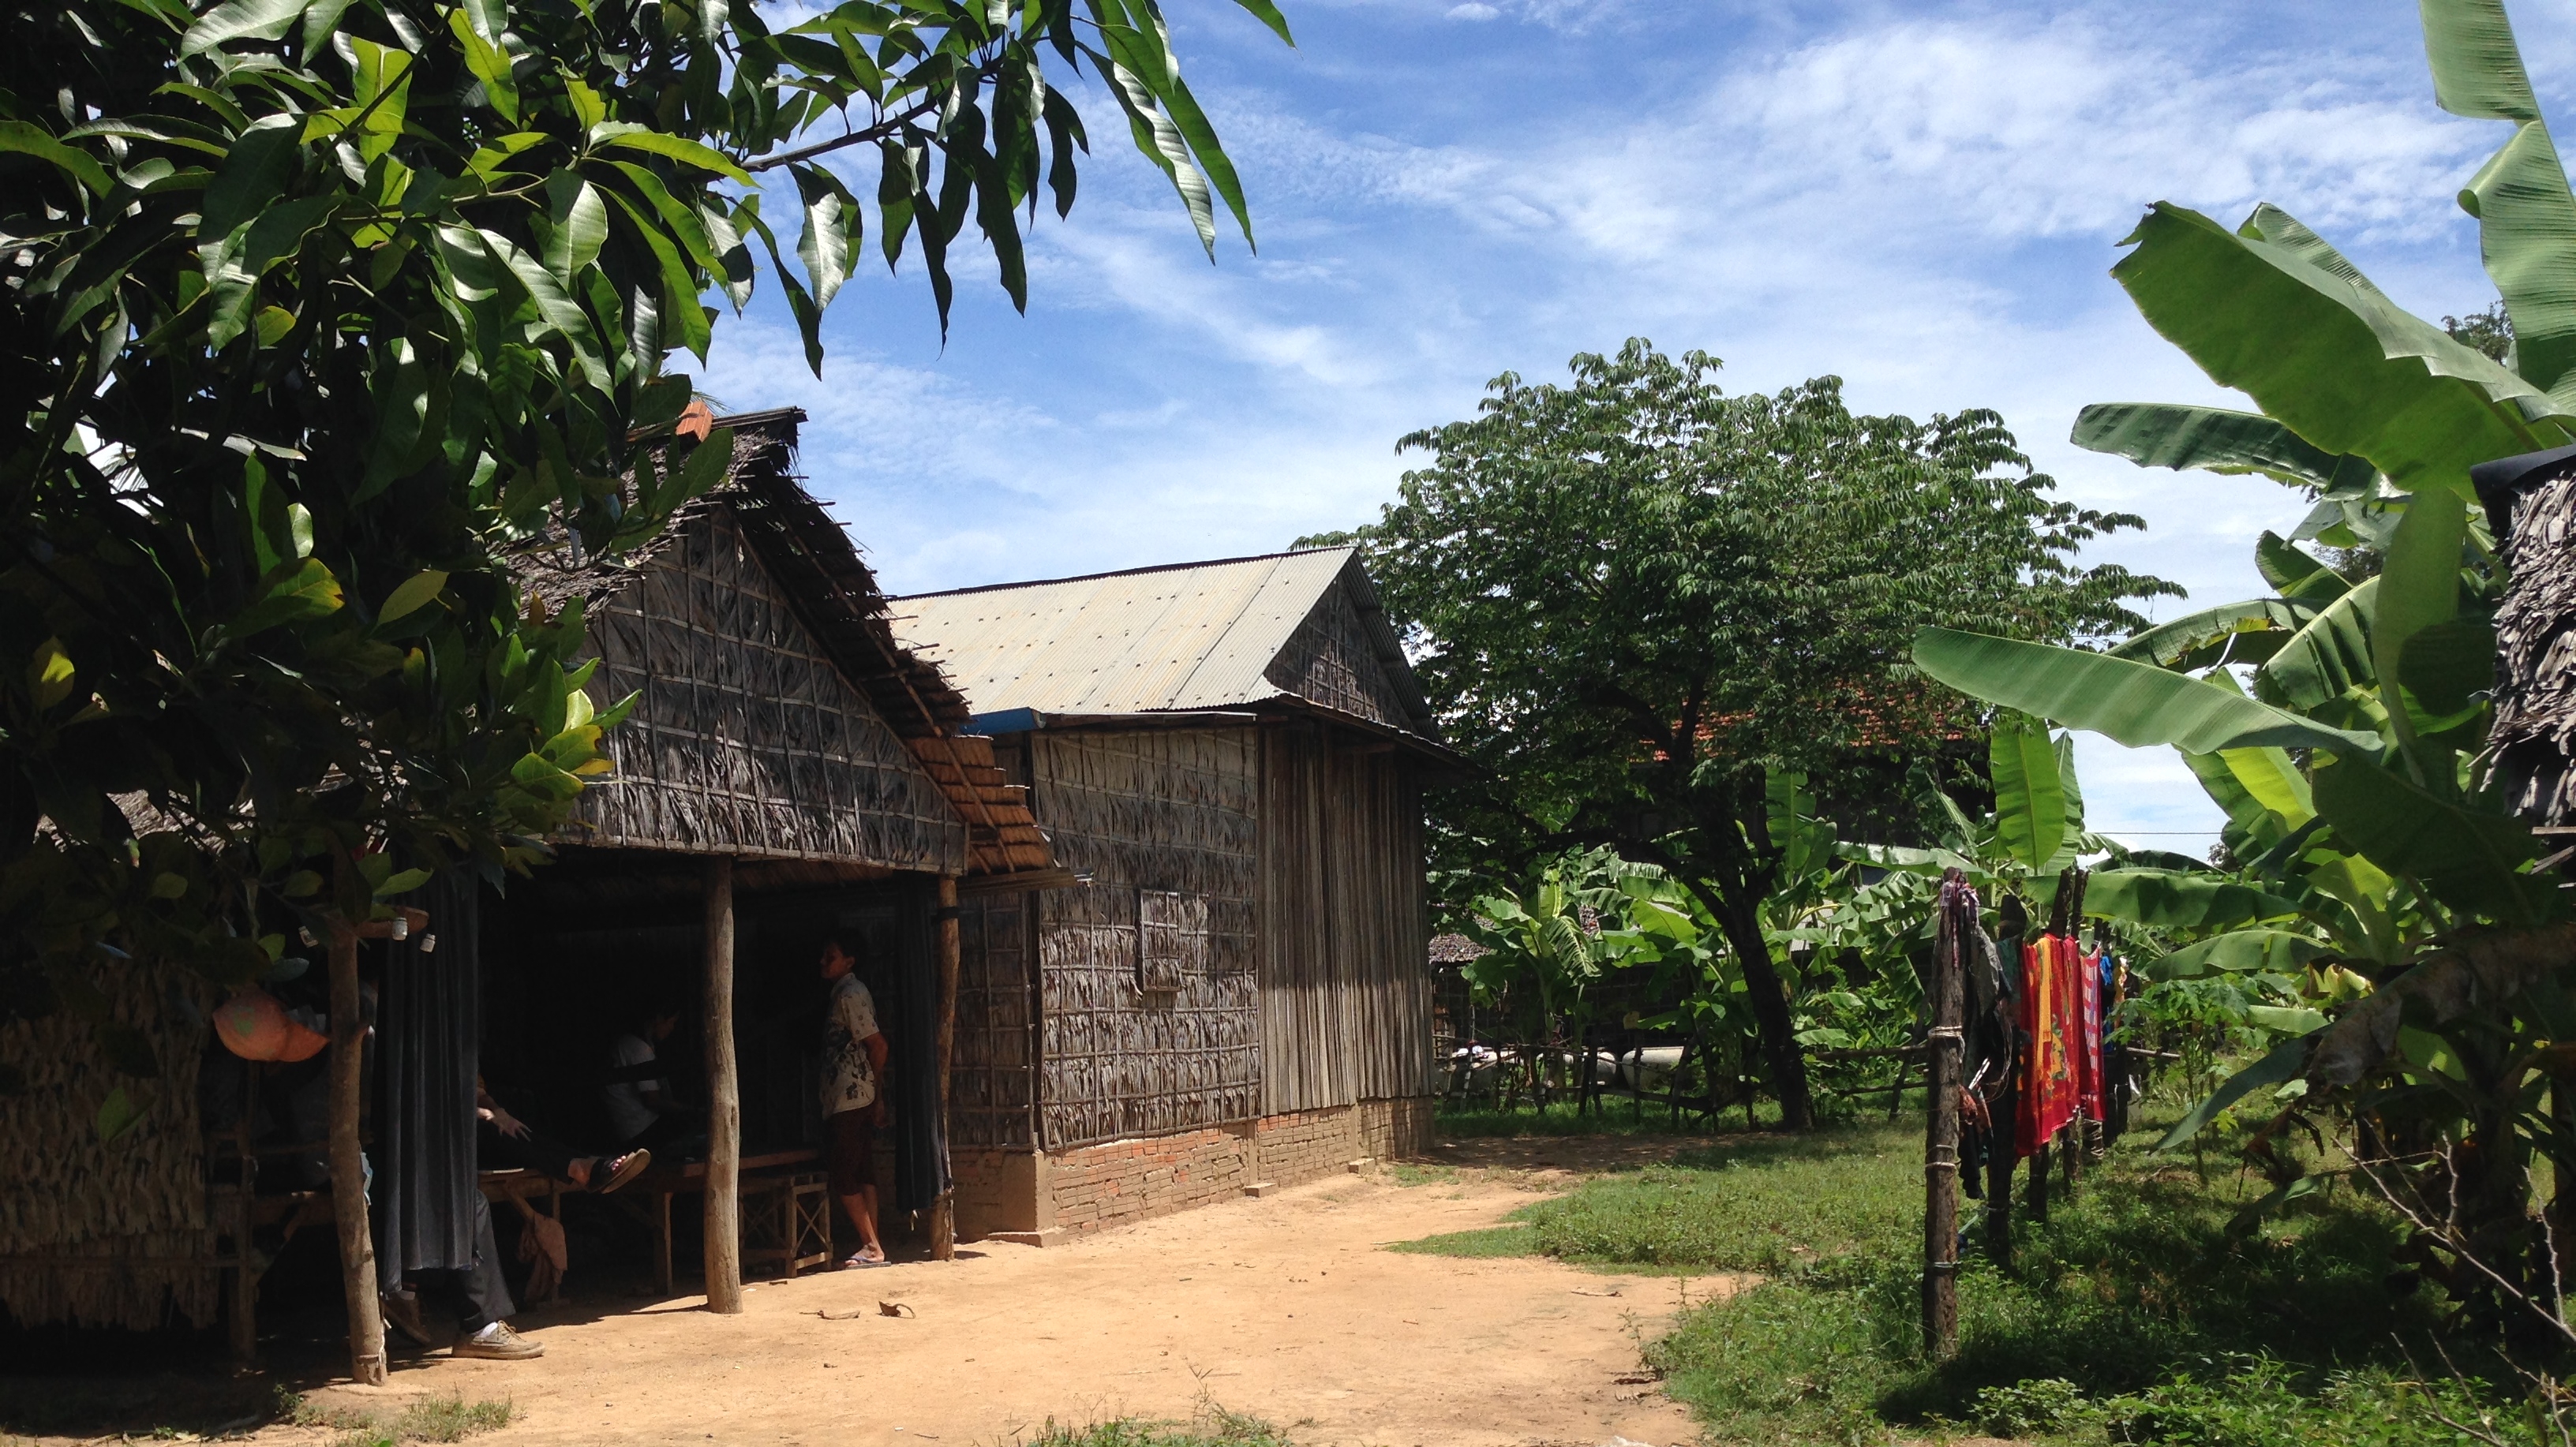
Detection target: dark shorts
<box><xmin>826</xmin><ymin>1107</ymin><xmax>876</xmax><ymax>1196</ymax></box>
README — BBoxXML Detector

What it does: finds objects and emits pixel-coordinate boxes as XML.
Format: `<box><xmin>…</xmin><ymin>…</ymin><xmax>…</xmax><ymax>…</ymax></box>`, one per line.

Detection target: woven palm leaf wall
<box><xmin>1032</xmin><ymin>729</ymin><xmax>1262</xmax><ymax>1148</ymax></box>
<box><xmin>567</xmin><ymin>507</ymin><xmax>967</xmax><ymax>873</ymax></box>
<box><xmin>0</xmin><ymin>959</ymin><xmax>218</xmax><ymax>1328</ymax></box>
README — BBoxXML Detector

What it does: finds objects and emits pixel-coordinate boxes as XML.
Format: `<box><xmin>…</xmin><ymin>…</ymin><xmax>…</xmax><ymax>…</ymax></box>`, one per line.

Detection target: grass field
<box><xmin>1405</xmin><ymin>1092</ymin><xmax>2514</xmax><ymax>1445</ymax></box>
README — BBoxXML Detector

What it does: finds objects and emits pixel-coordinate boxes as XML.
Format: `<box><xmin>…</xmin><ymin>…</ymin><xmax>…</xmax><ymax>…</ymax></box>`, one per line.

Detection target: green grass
<box><xmin>282</xmin><ymin>1391</ymin><xmax>514</xmax><ymax>1447</ymax></box>
<box><xmin>1433</xmin><ymin>1097</ymin><xmax>1774</xmax><ymax>1138</ymax></box>
<box><xmin>1396</xmin><ymin>1119</ymin><xmax>1920</xmax><ymax>1273</ymax></box>
<box><xmin>1398</xmin><ymin>1089</ymin><xmax>2516</xmax><ymax>1446</ymax></box>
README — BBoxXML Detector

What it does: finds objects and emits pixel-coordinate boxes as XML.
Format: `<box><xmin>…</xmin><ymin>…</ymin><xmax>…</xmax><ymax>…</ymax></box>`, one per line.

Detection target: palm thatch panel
<box><xmin>1265</xmin><ymin>575</ymin><xmax>1414</xmax><ymax>731</ymax></box>
<box><xmin>952</xmin><ymin>887</ymin><xmax>1038</xmax><ymax>1149</ymax></box>
<box><xmin>0</xmin><ymin>958</ymin><xmax>218</xmax><ymax>1328</ymax></box>
<box><xmin>2492</xmin><ymin>469</ymin><xmax>2576</xmax><ymax>826</ymax></box>
<box><xmin>565</xmin><ymin>505</ymin><xmax>968</xmax><ymax>872</ymax></box>
<box><xmin>1031</xmin><ymin>730</ymin><xmax>1260</xmax><ymax>1148</ymax></box>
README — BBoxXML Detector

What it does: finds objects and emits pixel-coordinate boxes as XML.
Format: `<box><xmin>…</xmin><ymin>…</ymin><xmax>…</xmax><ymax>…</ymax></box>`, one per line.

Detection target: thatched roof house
<box><xmin>889</xmin><ymin>548</ymin><xmax>1453</xmax><ymax>1239</ymax></box>
<box><xmin>0</xmin><ymin>409</ymin><xmax>1056</xmax><ymax>1342</ymax></box>
<box><xmin>2478</xmin><ymin>444</ymin><xmax>2576</xmax><ymax>828</ymax></box>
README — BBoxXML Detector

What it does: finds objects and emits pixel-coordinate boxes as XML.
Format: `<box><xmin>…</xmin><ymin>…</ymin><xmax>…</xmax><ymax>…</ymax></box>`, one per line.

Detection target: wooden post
<box><xmin>325</xmin><ymin>910</ymin><xmax>387</xmax><ymax>1385</ymax></box>
<box><xmin>1923</xmin><ymin>872</ymin><xmax>1966</xmax><ymax>1362</ymax></box>
<box><xmin>931</xmin><ymin>875</ymin><xmax>961</xmax><ymax>1262</ymax></box>
<box><xmin>702</xmin><ymin>856</ymin><xmax>741</xmax><ymax>1314</ymax></box>
<box><xmin>2027</xmin><ymin>1127</ymin><xmax>2051</xmax><ymax>1222</ymax></box>
<box><xmin>2061</xmin><ymin>1120</ymin><xmax>2084</xmax><ymax>1196</ymax></box>
<box><xmin>229</xmin><ymin>1060</ymin><xmax>262</xmax><ymax>1366</ymax></box>
<box><xmin>1985</xmin><ymin>1084</ymin><xmax>2015</xmax><ymax>1268</ymax></box>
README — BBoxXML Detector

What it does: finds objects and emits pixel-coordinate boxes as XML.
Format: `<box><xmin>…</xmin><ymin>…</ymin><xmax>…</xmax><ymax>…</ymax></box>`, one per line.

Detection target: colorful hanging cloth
<box><xmin>2016</xmin><ymin>933</ymin><xmax>2079</xmax><ymax>1156</ymax></box>
<box><xmin>2074</xmin><ymin>947</ymin><xmax>2105</xmax><ymax>1123</ymax></box>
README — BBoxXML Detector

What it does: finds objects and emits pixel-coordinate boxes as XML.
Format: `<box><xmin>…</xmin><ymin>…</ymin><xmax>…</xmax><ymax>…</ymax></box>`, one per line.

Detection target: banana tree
<box><xmin>1912</xmin><ymin>0</ymin><xmax>2576</xmax><ymax>1329</ymax></box>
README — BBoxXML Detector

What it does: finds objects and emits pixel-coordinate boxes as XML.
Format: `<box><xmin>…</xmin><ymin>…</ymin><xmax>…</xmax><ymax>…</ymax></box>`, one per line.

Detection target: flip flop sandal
<box><xmin>593</xmin><ymin>1149</ymin><xmax>653</xmax><ymax>1195</ymax></box>
<box><xmin>839</xmin><ymin>1252</ymin><xmax>889</xmax><ymax>1269</ymax></box>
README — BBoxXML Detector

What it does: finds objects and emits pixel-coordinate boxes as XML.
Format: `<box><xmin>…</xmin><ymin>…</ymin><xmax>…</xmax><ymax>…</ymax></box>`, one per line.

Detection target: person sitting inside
<box><xmin>476</xmin><ymin>1076</ymin><xmax>650</xmax><ymax>1193</ymax></box>
<box><xmin>601</xmin><ymin>1004</ymin><xmax>696</xmax><ymax>1153</ymax></box>
<box><xmin>818</xmin><ymin>938</ymin><xmax>890</xmax><ymax>1268</ymax></box>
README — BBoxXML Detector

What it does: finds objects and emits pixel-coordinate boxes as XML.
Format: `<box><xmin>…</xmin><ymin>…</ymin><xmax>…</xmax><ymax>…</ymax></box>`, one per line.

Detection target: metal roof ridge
<box><xmin>890</xmin><ymin>544</ymin><xmax>1357</xmax><ymax>601</ymax></box>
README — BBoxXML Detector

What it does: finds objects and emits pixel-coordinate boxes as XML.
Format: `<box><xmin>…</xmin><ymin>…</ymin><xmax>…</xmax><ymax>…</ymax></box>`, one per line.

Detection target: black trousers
<box><xmin>402</xmin><ymin>1191</ymin><xmax>515</xmax><ymax>1332</ymax></box>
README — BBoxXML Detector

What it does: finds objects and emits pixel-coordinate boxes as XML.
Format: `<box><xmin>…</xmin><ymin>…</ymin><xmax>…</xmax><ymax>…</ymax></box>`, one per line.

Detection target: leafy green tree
<box><xmin>1336</xmin><ymin>341</ymin><xmax>2174</xmax><ymax>1128</ymax></box>
<box><xmin>2</xmin><ymin>0</ymin><xmax>1285</xmax><ymax>1378</ymax></box>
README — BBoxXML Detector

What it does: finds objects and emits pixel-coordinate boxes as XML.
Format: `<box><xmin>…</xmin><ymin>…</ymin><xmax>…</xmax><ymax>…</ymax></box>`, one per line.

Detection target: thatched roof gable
<box><xmin>514</xmin><ymin>410</ymin><xmax>1051</xmax><ymax>874</ymax></box>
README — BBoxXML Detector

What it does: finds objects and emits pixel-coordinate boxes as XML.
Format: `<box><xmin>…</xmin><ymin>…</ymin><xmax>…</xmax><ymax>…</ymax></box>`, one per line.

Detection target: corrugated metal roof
<box><xmin>890</xmin><ymin>548</ymin><xmax>1361</xmax><ymax>716</ymax></box>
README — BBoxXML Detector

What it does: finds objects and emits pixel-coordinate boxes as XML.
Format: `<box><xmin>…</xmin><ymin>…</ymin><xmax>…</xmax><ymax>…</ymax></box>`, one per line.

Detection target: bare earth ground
<box><xmin>275</xmin><ymin>1135</ymin><xmax>1741</xmax><ymax>1447</ymax></box>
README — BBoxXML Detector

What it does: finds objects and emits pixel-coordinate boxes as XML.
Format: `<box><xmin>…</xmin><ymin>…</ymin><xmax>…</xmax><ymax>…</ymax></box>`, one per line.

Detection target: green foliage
<box><xmin>1503</xmin><ymin>1090</ymin><xmax>2472</xmax><ymax>1447</ymax></box>
<box><xmin>0</xmin><ymin>0</ymin><xmax>1284</xmax><ymax>1060</ymax></box>
<box><xmin>1344</xmin><ymin>339</ymin><xmax>2176</xmax><ymax>1126</ymax></box>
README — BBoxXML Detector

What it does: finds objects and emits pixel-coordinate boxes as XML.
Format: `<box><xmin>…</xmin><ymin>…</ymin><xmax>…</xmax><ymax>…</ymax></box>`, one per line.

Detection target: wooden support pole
<box><xmin>1923</xmin><ymin>872</ymin><xmax>1965</xmax><ymax>1362</ymax></box>
<box><xmin>228</xmin><ymin>1060</ymin><xmax>262</xmax><ymax>1367</ymax></box>
<box><xmin>702</xmin><ymin>856</ymin><xmax>742</xmax><ymax>1314</ymax></box>
<box><xmin>326</xmin><ymin>910</ymin><xmax>387</xmax><ymax>1385</ymax></box>
<box><xmin>931</xmin><ymin>874</ymin><xmax>960</xmax><ymax>1262</ymax></box>
<box><xmin>1985</xmin><ymin>1083</ymin><xmax>2015</xmax><ymax>1268</ymax></box>
<box><xmin>2027</xmin><ymin>1127</ymin><xmax>2052</xmax><ymax>1223</ymax></box>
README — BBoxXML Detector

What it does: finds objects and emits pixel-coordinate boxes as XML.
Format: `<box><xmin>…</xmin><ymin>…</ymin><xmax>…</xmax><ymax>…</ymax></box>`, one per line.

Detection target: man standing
<box><xmin>819</xmin><ymin>939</ymin><xmax>890</xmax><ymax>1268</ymax></box>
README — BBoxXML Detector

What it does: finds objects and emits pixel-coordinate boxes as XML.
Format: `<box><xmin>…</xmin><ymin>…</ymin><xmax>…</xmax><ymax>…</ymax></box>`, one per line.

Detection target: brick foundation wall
<box><xmin>1024</xmin><ymin>1097</ymin><xmax>1434</xmax><ymax>1237</ymax></box>
<box><xmin>1047</xmin><ymin>1122</ymin><xmax>1256</xmax><ymax>1232</ymax></box>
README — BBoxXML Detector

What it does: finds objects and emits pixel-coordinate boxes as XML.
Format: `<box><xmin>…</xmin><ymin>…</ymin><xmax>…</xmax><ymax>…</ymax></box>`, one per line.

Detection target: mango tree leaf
<box><xmin>2112</xmin><ymin>200</ymin><xmax>2568</xmax><ymax>495</ymax></box>
<box><xmin>2311</xmin><ymin>753</ymin><xmax>2546</xmax><ymax>924</ymax></box>
<box><xmin>2072</xmin><ymin>402</ymin><xmax>2376</xmax><ymax>492</ymax></box>
<box><xmin>2144</xmin><ymin>929</ymin><xmax>2326</xmax><ymax>981</ymax></box>
<box><xmin>1913</xmin><ymin>628</ymin><xmax>2384</xmax><ymax>755</ymax></box>
<box><xmin>542</xmin><ymin>174</ymin><xmax>607</xmax><ymax>284</ymax></box>
<box><xmin>179</xmin><ymin>0</ymin><xmax>311</xmax><ymax>54</ymax></box>
<box><xmin>0</xmin><ymin>121</ymin><xmax>113</xmax><ymax>196</ymax></box>
<box><xmin>591</xmin><ymin>126</ymin><xmax>754</xmax><ymax>184</ymax></box>
<box><xmin>377</xmin><ymin>569</ymin><xmax>448</xmax><ymax>623</ymax></box>
<box><xmin>2084</xmin><ymin>868</ymin><xmax>2304</xmax><ymax>929</ymax></box>
<box><xmin>1990</xmin><ymin>712</ymin><xmax>2064</xmax><ymax>873</ymax></box>
<box><xmin>2159</xmin><ymin>1033</ymin><xmax>2311</xmax><ymax>1150</ymax></box>
<box><xmin>95</xmin><ymin>1085</ymin><xmax>148</xmax><ymax>1142</ymax></box>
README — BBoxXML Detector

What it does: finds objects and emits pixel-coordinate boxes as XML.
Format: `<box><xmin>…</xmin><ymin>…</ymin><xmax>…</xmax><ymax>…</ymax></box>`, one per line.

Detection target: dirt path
<box><xmin>287</xmin><ymin>1139</ymin><xmax>1736</xmax><ymax>1447</ymax></box>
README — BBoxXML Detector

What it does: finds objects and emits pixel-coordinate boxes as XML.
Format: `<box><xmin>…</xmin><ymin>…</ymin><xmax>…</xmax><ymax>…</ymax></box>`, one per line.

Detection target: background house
<box><xmin>890</xmin><ymin>548</ymin><xmax>1452</xmax><ymax>1239</ymax></box>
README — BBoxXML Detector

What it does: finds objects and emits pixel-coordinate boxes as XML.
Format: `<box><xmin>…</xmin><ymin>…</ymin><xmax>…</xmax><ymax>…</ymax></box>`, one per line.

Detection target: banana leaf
<box><xmin>2071</xmin><ymin>402</ymin><xmax>2378</xmax><ymax>492</ymax></box>
<box><xmin>2113</xmin><ymin>200</ymin><xmax>2569</xmax><ymax>495</ymax></box>
<box><xmin>2424</xmin><ymin>0</ymin><xmax>2576</xmax><ymax>402</ymax></box>
<box><xmin>2144</xmin><ymin>929</ymin><xmax>2325</xmax><ymax>981</ymax></box>
<box><xmin>2399</xmin><ymin>613</ymin><xmax>2499</xmax><ymax>715</ymax></box>
<box><xmin>1913</xmin><ymin>628</ymin><xmax>2384</xmax><ymax>756</ymax></box>
<box><xmin>2255</xmin><ymin>577</ymin><xmax>2378</xmax><ymax>712</ymax></box>
<box><xmin>2372</xmin><ymin>484</ymin><xmax>2467</xmax><ymax>766</ymax></box>
<box><xmin>2257</xmin><ymin>531</ymin><xmax>2351</xmax><ymax>602</ymax></box>
<box><xmin>2311</xmin><ymin>754</ymin><xmax>2548</xmax><ymax>925</ymax></box>
<box><xmin>1991</xmin><ymin>712</ymin><xmax>2065</xmax><ymax>873</ymax></box>
<box><xmin>2084</xmin><ymin>868</ymin><xmax>2304</xmax><ymax>929</ymax></box>
<box><xmin>2109</xmin><ymin>597</ymin><xmax>2316</xmax><ymax>671</ymax></box>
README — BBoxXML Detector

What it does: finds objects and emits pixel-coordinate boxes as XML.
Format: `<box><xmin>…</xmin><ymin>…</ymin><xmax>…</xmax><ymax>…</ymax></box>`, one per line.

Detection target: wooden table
<box><xmin>628</xmin><ymin>1148</ymin><xmax>822</xmax><ymax>1293</ymax></box>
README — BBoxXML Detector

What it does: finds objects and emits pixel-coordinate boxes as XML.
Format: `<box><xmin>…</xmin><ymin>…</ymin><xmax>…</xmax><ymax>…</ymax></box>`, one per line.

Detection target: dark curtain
<box><xmin>373</xmin><ymin>873</ymin><xmax>481</xmax><ymax>1287</ymax></box>
<box><xmin>889</xmin><ymin>881</ymin><xmax>951</xmax><ymax>1213</ymax></box>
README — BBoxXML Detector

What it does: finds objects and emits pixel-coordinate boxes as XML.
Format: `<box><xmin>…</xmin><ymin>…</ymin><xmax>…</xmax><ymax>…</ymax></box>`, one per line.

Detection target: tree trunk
<box><xmin>702</xmin><ymin>856</ymin><xmax>740</xmax><ymax>1314</ymax></box>
<box><xmin>326</xmin><ymin>912</ymin><xmax>386</xmax><ymax>1385</ymax></box>
<box><xmin>930</xmin><ymin>874</ymin><xmax>960</xmax><ymax>1262</ymax></box>
<box><xmin>1701</xmin><ymin>884</ymin><xmax>1813</xmax><ymax>1131</ymax></box>
<box><xmin>1923</xmin><ymin>877</ymin><xmax>1964</xmax><ymax>1362</ymax></box>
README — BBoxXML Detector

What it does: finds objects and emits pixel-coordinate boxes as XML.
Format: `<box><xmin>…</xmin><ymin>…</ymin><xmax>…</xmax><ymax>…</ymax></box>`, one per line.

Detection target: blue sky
<box><xmin>702</xmin><ymin>0</ymin><xmax>2576</xmax><ymax>854</ymax></box>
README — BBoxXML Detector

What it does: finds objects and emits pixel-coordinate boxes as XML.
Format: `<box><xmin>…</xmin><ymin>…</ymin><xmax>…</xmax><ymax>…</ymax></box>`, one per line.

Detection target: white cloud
<box><xmin>1445</xmin><ymin>2</ymin><xmax>1499</xmax><ymax>19</ymax></box>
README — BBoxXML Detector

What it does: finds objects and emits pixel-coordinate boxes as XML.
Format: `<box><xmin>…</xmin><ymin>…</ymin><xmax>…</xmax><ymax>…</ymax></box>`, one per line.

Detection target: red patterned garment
<box><xmin>2017</xmin><ymin>934</ymin><xmax>2079</xmax><ymax>1157</ymax></box>
<box><xmin>2073</xmin><ymin>946</ymin><xmax>2105</xmax><ymax>1122</ymax></box>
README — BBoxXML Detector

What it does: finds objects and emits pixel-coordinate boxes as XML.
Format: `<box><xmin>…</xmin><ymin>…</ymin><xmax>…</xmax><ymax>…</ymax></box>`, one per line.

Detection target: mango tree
<box><xmin>2</xmin><ymin>0</ymin><xmax>1289</xmax><ymax>1378</ymax></box>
